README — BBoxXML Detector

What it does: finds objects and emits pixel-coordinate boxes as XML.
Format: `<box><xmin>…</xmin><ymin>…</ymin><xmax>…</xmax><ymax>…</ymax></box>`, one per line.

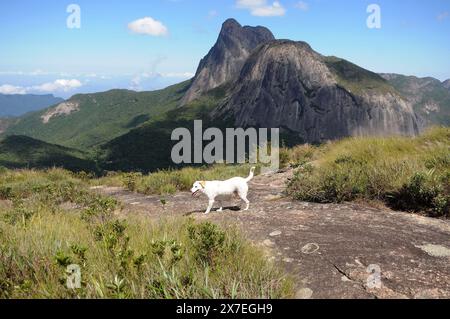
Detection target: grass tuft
<box><xmin>287</xmin><ymin>127</ymin><xmax>450</xmax><ymax>217</ymax></box>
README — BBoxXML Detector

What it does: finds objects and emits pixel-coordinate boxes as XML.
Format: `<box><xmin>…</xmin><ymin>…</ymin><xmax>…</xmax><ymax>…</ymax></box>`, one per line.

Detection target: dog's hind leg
<box><xmin>239</xmin><ymin>191</ymin><xmax>250</xmax><ymax>211</ymax></box>
<box><xmin>205</xmin><ymin>199</ymin><xmax>214</xmax><ymax>214</ymax></box>
<box><xmin>242</xmin><ymin>197</ymin><xmax>250</xmax><ymax>211</ymax></box>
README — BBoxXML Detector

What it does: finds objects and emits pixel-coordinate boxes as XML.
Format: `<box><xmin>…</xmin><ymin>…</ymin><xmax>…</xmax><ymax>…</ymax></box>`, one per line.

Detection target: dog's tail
<box><xmin>245</xmin><ymin>167</ymin><xmax>256</xmax><ymax>182</ymax></box>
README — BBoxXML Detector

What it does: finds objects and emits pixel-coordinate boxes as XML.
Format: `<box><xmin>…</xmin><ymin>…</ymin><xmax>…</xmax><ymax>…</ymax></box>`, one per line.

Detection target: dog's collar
<box><xmin>192</xmin><ymin>181</ymin><xmax>206</xmax><ymax>197</ymax></box>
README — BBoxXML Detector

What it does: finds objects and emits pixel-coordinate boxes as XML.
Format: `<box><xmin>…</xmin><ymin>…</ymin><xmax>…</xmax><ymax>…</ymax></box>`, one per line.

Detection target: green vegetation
<box><xmin>0</xmin><ymin>168</ymin><xmax>292</xmax><ymax>299</ymax></box>
<box><xmin>100</xmin><ymin>85</ymin><xmax>232</xmax><ymax>172</ymax></box>
<box><xmin>324</xmin><ymin>56</ymin><xmax>401</xmax><ymax>97</ymax></box>
<box><xmin>93</xmin><ymin>164</ymin><xmax>256</xmax><ymax>195</ymax></box>
<box><xmin>0</xmin><ymin>135</ymin><xmax>97</xmax><ymax>172</ymax></box>
<box><xmin>286</xmin><ymin>127</ymin><xmax>450</xmax><ymax>217</ymax></box>
<box><xmin>4</xmin><ymin>81</ymin><xmax>191</xmax><ymax>150</ymax></box>
<box><xmin>0</xmin><ymin>84</ymin><xmax>232</xmax><ymax>174</ymax></box>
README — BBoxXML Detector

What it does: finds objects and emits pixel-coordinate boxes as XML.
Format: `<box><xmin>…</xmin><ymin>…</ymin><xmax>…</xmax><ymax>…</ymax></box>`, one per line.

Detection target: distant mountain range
<box><xmin>4</xmin><ymin>82</ymin><xmax>190</xmax><ymax>150</ymax></box>
<box><xmin>380</xmin><ymin>74</ymin><xmax>450</xmax><ymax>126</ymax></box>
<box><xmin>1</xmin><ymin>18</ymin><xmax>449</xmax><ymax>172</ymax></box>
<box><xmin>0</xmin><ymin>93</ymin><xmax>63</xmax><ymax>117</ymax></box>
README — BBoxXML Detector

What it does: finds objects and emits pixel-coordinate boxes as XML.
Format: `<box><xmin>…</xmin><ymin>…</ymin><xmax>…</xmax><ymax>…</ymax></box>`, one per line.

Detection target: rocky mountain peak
<box><xmin>220</xmin><ymin>18</ymin><xmax>241</xmax><ymax>33</ymax></box>
<box><xmin>214</xmin><ymin>39</ymin><xmax>419</xmax><ymax>141</ymax></box>
<box><xmin>181</xmin><ymin>19</ymin><xmax>275</xmax><ymax>105</ymax></box>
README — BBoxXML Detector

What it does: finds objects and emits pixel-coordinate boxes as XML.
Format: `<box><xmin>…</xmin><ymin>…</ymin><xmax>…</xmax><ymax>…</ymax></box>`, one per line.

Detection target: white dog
<box><xmin>191</xmin><ymin>167</ymin><xmax>256</xmax><ymax>214</ymax></box>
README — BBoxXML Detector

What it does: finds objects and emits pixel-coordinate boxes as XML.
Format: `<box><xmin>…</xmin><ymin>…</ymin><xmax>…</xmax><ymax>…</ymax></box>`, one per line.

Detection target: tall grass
<box><xmin>93</xmin><ymin>164</ymin><xmax>256</xmax><ymax>195</ymax></box>
<box><xmin>287</xmin><ymin>127</ymin><xmax>450</xmax><ymax>217</ymax></box>
<box><xmin>0</xmin><ymin>168</ymin><xmax>292</xmax><ymax>299</ymax></box>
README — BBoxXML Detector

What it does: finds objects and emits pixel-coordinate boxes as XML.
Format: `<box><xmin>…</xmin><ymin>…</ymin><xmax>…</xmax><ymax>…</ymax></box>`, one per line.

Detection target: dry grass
<box><xmin>287</xmin><ymin>127</ymin><xmax>450</xmax><ymax>217</ymax></box>
<box><xmin>0</xmin><ymin>168</ymin><xmax>292</xmax><ymax>299</ymax></box>
<box><xmin>92</xmin><ymin>164</ymin><xmax>257</xmax><ymax>195</ymax></box>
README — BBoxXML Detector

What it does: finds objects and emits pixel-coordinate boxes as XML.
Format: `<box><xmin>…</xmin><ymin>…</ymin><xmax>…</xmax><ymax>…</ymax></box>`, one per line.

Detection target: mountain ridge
<box><xmin>4</xmin><ymin>80</ymin><xmax>191</xmax><ymax>150</ymax></box>
<box><xmin>380</xmin><ymin>73</ymin><xmax>450</xmax><ymax>126</ymax></box>
<box><xmin>212</xmin><ymin>39</ymin><xmax>419</xmax><ymax>142</ymax></box>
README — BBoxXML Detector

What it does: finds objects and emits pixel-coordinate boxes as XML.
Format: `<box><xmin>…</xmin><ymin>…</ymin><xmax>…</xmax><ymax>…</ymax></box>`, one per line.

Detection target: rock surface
<box><xmin>94</xmin><ymin>169</ymin><xmax>450</xmax><ymax>299</ymax></box>
<box><xmin>181</xmin><ymin>18</ymin><xmax>274</xmax><ymax>105</ymax></box>
<box><xmin>41</xmin><ymin>101</ymin><xmax>80</xmax><ymax>124</ymax></box>
<box><xmin>214</xmin><ymin>40</ymin><xmax>420</xmax><ymax>143</ymax></box>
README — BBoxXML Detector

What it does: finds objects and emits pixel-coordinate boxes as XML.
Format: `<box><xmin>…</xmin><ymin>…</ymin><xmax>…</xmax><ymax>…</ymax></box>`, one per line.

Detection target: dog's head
<box><xmin>191</xmin><ymin>181</ymin><xmax>206</xmax><ymax>197</ymax></box>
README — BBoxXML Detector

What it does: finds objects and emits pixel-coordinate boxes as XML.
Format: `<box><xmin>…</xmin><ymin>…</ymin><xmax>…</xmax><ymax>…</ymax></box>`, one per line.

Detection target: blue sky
<box><xmin>0</xmin><ymin>0</ymin><xmax>449</xmax><ymax>98</ymax></box>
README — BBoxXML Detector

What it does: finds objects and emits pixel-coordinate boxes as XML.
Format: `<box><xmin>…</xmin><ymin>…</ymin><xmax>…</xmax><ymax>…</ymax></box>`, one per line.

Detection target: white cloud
<box><xmin>437</xmin><ymin>11</ymin><xmax>449</xmax><ymax>21</ymax></box>
<box><xmin>237</xmin><ymin>0</ymin><xmax>266</xmax><ymax>8</ymax></box>
<box><xmin>32</xmin><ymin>79</ymin><xmax>82</xmax><ymax>92</ymax></box>
<box><xmin>0</xmin><ymin>84</ymin><xmax>27</xmax><ymax>95</ymax></box>
<box><xmin>0</xmin><ymin>79</ymin><xmax>82</xmax><ymax>95</ymax></box>
<box><xmin>236</xmin><ymin>0</ymin><xmax>286</xmax><ymax>17</ymax></box>
<box><xmin>294</xmin><ymin>1</ymin><xmax>308</xmax><ymax>11</ymax></box>
<box><xmin>128</xmin><ymin>17</ymin><xmax>169</xmax><ymax>36</ymax></box>
<box><xmin>129</xmin><ymin>71</ymin><xmax>194</xmax><ymax>90</ymax></box>
<box><xmin>208</xmin><ymin>10</ymin><xmax>218</xmax><ymax>19</ymax></box>
<box><xmin>162</xmin><ymin>72</ymin><xmax>195</xmax><ymax>78</ymax></box>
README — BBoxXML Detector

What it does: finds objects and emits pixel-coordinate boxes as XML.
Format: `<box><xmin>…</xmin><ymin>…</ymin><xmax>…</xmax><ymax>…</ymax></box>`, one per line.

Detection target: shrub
<box><xmin>387</xmin><ymin>171</ymin><xmax>449</xmax><ymax>217</ymax></box>
<box><xmin>187</xmin><ymin>222</ymin><xmax>226</xmax><ymax>266</ymax></box>
<box><xmin>122</xmin><ymin>173</ymin><xmax>142</xmax><ymax>192</ymax></box>
<box><xmin>287</xmin><ymin>127</ymin><xmax>450</xmax><ymax>217</ymax></box>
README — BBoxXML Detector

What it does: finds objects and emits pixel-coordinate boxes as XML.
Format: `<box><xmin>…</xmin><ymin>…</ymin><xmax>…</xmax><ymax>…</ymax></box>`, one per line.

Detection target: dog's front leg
<box><xmin>204</xmin><ymin>199</ymin><xmax>214</xmax><ymax>214</ymax></box>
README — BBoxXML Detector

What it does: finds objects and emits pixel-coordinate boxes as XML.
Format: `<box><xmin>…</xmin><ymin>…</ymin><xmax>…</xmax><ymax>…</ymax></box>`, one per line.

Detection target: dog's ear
<box><xmin>199</xmin><ymin>181</ymin><xmax>206</xmax><ymax>189</ymax></box>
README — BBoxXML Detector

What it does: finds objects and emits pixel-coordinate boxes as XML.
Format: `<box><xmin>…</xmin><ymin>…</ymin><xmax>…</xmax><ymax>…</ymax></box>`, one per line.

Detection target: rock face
<box><xmin>181</xmin><ymin>18</ymin><xmax>274</xmax><ymax>105</ymax></box>
<box><xmin>214</xmin><ymin>40</ymin><xmax>420</xmax><ymax>142</ymax></box>
<box><xmin>41</xmin><ymin>101</ymin><xmax>80</xmax><ymax>124</ymax></box>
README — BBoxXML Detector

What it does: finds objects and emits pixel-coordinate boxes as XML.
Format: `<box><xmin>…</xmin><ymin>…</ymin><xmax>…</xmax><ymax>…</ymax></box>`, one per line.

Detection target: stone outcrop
<box><xmin>181</xmin><ymin>18</ymin><xmax>274</xmax><ymax>105</ymax></box>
